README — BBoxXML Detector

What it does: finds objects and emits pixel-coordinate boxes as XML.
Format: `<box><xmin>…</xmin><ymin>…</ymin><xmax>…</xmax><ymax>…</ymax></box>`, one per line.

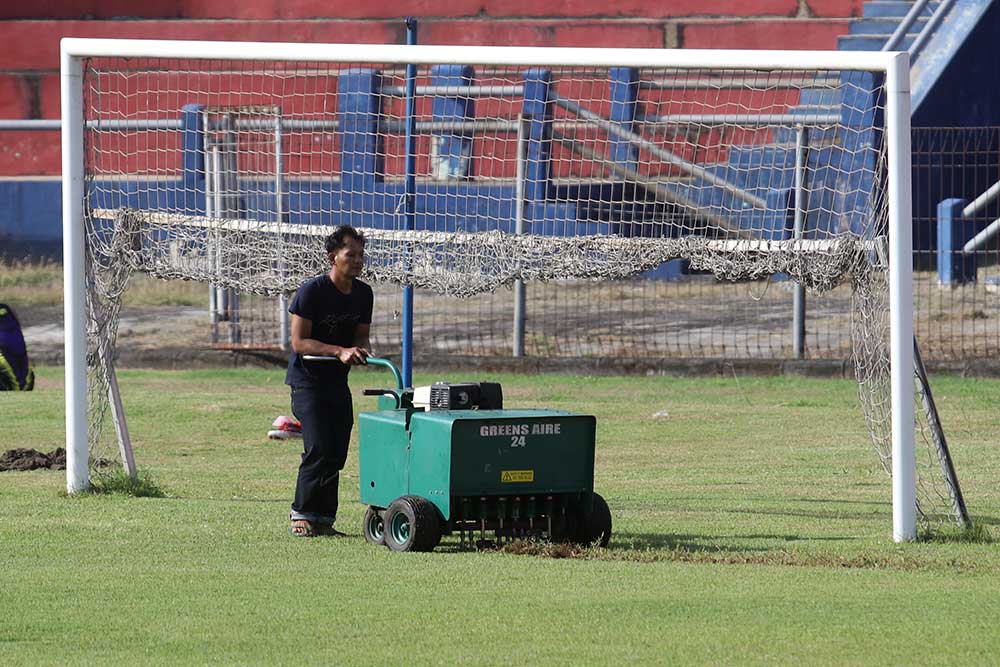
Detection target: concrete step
<box><xmin>671</xmin><ymin>141</ymin><xmax>865</xmax><ymax>239</ymax></box>
<box><xmin>862</xmin><ymin>1</ymin><xmax>939</xmax><ymax>19</ymax></box>
<box><xmin>722</xmin><ymin>146</ymin><xmax>797</xmax><ymax>192</ymax></box>
<box><xmin>848</xmin><ymin>17</ymin><xmax>928</xmax><ymax>34</ymax></box>
<box><xmin>798</xmin><ymin>88</ymin><xmax>843</xmax><ymax>107</ymax></box>
<box><xmin>838</xmin><ymin>33</ymin><xmax>915</xmax><ymax>50</ymax></box>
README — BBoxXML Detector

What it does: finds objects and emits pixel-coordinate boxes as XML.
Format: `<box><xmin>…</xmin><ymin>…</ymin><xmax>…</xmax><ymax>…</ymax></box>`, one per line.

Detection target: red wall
<box><xmin>0</xmin><ymin>1</ymin><xmax>862</xmax><ymax>175</ymax></box>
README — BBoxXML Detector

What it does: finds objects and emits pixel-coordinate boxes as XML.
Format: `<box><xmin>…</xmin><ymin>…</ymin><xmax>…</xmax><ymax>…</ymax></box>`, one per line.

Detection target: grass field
<box><xmin>0</xmin><ymin>259</ymin><xmax>204</xmax><ymax>307</ymax></box>
<box><xmin>3</xmin><ymin>367</ymin><xmax>1000</xmax><ymax>665</ymax></box>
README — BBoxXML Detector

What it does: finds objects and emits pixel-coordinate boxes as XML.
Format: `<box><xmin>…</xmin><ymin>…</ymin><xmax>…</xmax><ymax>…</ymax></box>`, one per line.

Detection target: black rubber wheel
<box><xmin>362</xmin><ymin>506</ymin><xmax>385</xmax><ymax>546</ymax></box>
<box><xmin>383</xmin><ymin>495</ymin><xmax>442</xmax><ymax>552</ymax></box>
<box><xmin>549</xmin><ymin>507</ymin><xmax>580</xmax><ymax>544</ymax></box>
<box><xmin>576</xmin><ymin>492</ymin><xmax>612</xmax><ymax>547</ymax></box>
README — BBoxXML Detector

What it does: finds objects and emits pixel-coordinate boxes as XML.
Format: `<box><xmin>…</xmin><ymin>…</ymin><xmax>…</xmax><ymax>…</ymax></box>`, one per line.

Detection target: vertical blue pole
<box><xmin>180</xmin><ymin>104</ymin><xmax>214</xmax><ymax>335</ymax></box>
<box><xmin>839</xmin><ymin>70</ymin><xmax>883</xmax><ymax>237</ymax></box>
<box><xmin>431</xmin><ymin>64</ymin><xmax>475</xmax><ymax>182</ymax></box>
<box><xmin>937</xmin><ymin>198</ymin><xmax>976</xmax><ymax>285</ymax></box>
<box><xmin>522</xmin><ymin>69</ymin><xmax>553</xmax><ymax>234</ymax></box>
<box><xmin>402</xmin><ymin>17</ymin><xmax>417</xmax><ymax>388</ymax></box>
<box><xmin>337</xmin><ymin>70</ymin><xmax>382</xmax><ymax>227</ymax></box>
<box><xmin>180</xmin><ymin>104</ymin><xmax>205</xmax><ymax>214</ymax></box>
<box><xmin>607</xmin><ymin>68</ymin><xmax>639</xmax><ymax>172</ymax></box>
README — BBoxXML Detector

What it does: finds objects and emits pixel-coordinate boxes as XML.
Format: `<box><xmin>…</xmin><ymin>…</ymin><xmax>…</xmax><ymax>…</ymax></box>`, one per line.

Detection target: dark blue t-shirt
<box><xmin>285</xmin><ymin>274</ymin><xmax>374</xmax><ymax>388</ymax></box>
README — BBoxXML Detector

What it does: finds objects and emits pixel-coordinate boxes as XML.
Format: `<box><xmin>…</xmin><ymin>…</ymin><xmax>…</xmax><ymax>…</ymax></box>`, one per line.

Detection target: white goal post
<box><xmin>60</xmin><ymin>38</ymin><xmax>916</xmax><ymax>541</ymax></box>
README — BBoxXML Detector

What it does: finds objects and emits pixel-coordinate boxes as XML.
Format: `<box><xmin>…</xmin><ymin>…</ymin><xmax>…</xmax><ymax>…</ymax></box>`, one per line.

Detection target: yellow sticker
<box><xmin>501</xmin><ymin>470</ymin><xmax>534</xmax><ymax>483</ymax></box>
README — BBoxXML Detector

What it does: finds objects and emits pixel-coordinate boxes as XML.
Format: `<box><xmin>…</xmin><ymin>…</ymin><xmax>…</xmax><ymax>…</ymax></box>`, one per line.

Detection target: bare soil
<box><xmin>0</xmin><ymin>447</ymin><xmax>66</xmax><ymax>472</ymax></box>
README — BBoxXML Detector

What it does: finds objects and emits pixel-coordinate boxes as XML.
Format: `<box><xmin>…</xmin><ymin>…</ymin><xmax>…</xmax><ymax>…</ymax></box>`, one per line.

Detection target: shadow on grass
<box><xmin>920</xmin><ymin>521</ymin><xmax>995</xmax><ymax>544</ymax></box>
<box><xmin>615</xmin><ymin>530</ymin><xmax>853</xmax><ymax>551</ymax></box>
<box><xmin>790</xmin><ymin>497</ymin><xmax>889</xmax><ymax>507</ymax></box>
<box><xmin>722</xmin><ymin>506</ymin><xmax>890</xmax><ymax>522</ymax></box>
<box><xmin>652</xmin><ymin>495</ymin><xmax>891</xmax><ymax>522</ymax></box>
<box><xmin>939</xmin><ymin>513</ymin><xmax>1000</xmax><ymax>527</ymax></box>
<box><xmin>656</xmin><ymin>498</ymin><xmax>996</xmax><ymax>544</ymax></box>
<box><xmin>157</xmin><ymin>495</ymin><xmax>288</xmax><ymax>504</ymax></box>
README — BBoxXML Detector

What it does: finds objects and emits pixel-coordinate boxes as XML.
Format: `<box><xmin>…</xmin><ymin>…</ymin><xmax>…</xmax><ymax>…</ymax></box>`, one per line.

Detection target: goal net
<box><xmin>63</xmin><ymin>39</ymin><xmax>967</xmax><ymax>540</ymax></box>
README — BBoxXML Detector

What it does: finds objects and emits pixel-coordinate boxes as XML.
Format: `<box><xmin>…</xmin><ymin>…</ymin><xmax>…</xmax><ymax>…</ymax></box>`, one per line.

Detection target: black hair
<box><xmin>324</xmin><ymin>225</ymin><xmax>366</xmax><ymax>254</ymax></box>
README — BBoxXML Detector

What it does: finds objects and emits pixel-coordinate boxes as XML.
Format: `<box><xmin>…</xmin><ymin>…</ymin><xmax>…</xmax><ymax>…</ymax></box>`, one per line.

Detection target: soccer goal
<box><xmin>62</xmin><ymin>37</ymin><xmax>961</xmax><ymax>541</ymax></box>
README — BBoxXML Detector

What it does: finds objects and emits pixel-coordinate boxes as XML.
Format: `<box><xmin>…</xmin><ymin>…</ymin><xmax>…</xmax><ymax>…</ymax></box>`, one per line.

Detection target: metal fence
<box><xmin>226</xmin><ymin>127</ymin><xmax>1000</xmax><ymax>364</ymax></box>
<box><xmin>5</xmin><ymin>114</ymin><xmax>999</xmax><ymax>364</ymax></box>
<box><xmin>912</xmin><ymin>126</ymin><xmax>1000</xmax><ymax>361</ymax></box>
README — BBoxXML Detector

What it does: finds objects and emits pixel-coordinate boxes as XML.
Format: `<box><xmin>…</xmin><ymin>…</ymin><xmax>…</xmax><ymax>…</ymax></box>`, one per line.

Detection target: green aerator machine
<box><xmin>356</xmin><ymin>357</ymin><xmax>611</xmax><ymax>552</ymax></box>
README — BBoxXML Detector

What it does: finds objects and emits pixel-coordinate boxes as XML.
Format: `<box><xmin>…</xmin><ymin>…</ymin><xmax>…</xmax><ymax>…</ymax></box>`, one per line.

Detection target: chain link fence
<box><xmin>223</xmin><ymin>127</ymin><xmax>998</xmax><ymax>367</ymax></box>
<box><xmin>912</xmin><ymin>127</ymin><xmax>1000</xmax><ymax>361</ymax></box>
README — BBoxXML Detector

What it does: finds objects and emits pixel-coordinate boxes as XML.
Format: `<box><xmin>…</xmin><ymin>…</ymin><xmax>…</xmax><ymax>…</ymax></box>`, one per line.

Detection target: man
<box><xmin>285</xmin><ymin>225</ymin><xmax>373</xmax><ymax>537</ymax></box>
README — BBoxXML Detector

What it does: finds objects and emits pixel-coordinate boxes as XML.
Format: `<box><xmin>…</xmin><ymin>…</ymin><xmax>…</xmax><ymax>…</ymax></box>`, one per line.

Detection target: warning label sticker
<box><xmin>501</xmin><ymin>470</ymin><xmax>534</xmax><ymax>483</ymax></box>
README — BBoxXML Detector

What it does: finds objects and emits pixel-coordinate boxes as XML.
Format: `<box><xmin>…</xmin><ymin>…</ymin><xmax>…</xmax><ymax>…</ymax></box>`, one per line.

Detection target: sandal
<box><xmin>289</xmin><ymin>520</ymin><xmax>348</xmax><ymax>538</ymax></box>
<box><xmin>289</xmin><ymin>519</ymin><xmax>317</xmax><ymax>538</ymax></box>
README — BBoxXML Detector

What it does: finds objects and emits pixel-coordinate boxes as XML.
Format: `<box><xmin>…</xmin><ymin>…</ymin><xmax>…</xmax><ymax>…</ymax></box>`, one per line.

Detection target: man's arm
<box><xmin>353</xmin><ymin>323</ymin><xmax>371</xmax><ymax>355</ymax></box>
<box><xmin>290</xmin><ymin>314</ymin><xmax>368</xmax><ymax>365</ymax></box>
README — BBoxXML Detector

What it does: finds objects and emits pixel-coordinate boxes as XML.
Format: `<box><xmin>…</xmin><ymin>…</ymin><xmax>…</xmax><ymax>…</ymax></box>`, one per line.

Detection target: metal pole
<box><xmin>382</xmin><ymin>84</ymin><xmax>524</xmax><ymax>97</ymax></box>
<box><xmin>275</xmin><ymin>109</ymin><xmax>289</xmax><ymax>351</ymax></box>
<box><xmin>513</xmin><ymin>115</ymin><xmax>527</xmax><ymax>357</ymax></box>
<box><xmin>97</xmin><ymin>331</ymin><xmax>136</xmax><ymax>479</ymax></box>
<box><xmin>551</xmin><ymin>127</ymin><xmax>744</xmax><ymax>236</ymax></box>
<box><xmin>213</xmin><ymin>146</ymin><xmax>227</xmax><ymax>330</ymax></box>
<box><xmin>222</xmin><ymin>114</ymin><xmax>240</xmax><ymax>344</ymax></box>
<box><xmin>205</xmin><ymin>126</ymin><xmax>219</xmax><ymax>344</ymax></box>
<box><xmin>962</xmin><ymin>179</ymin><xmax>1000</xmax><ymax>219</ymax></box>
<box><xmin>640</xmin><ymin>112</ymin><xmax>841</xmax><ymax>126</ymax></box>
<box><xmin>211</xmin><ymin>143</ymin><xmax>226</xmax><ymax>340</ymax></box>
<box><xmin>61</xmin><ymin>47</ymin><xmax>89</xmax><ymax>493</ymax></box>
<box><xmin>908</xmin><ymin>0</ymin><xmax>954</xmax><ymax>61</ymax></box>
<box><xmin>882</xmin><ymin>0</ymin><xmax>931</xmax><ymax>51</ymax></box>
<box><xmin>550</xmin><ymin>93</ymin><xmax>768</xmax><ymax>211</ymax></box>
<box><xmin>913</xmin><ymin>338</ymin><xmax>971</xmax><ymax>528</ymax></box>
<box><xmin>962</xmin><ymin>216</ymin><xmax>1000</xmax><ymax>254</ymax></box>
<box><xmin>887</xmin><ymin>53</ymin><xmax>916</xmax><ymax>542</ymax></box>
<box><xmin>401</xmin><ymin>17</ymin><xmax>417</xmax><ymax>388</ymax></box>
<box><xmin>792</xmin><ymin>125</ymin><xmax>808</xmax><ymax>360</ymax></box>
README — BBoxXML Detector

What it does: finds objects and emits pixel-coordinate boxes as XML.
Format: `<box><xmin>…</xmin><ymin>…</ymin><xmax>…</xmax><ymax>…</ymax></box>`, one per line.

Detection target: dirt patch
<box><xmin>0</xmin><ymin>447</ymin><xmax>66</xmax><ymax>471</ymax></box>
<box><xmin>0</xmin><ymin>448</ymin><xmax>116</xmax><ymax>472</ymax></box>
<box><xmin>496</xmin><ymin>538</ymin><xmax>980</xmax><ymax>571</ymax></box>
<box><xmin>500</xmin><ymin>540</ymin><xmax>590</xmax><ymax>559</ymax></box>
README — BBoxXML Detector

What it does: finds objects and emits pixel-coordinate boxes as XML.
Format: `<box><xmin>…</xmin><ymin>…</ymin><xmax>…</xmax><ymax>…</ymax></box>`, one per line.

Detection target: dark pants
<box><xmin>289</xmin><ymin>384</ymin><xmax>354</xmax><ymax>525</ymax></box>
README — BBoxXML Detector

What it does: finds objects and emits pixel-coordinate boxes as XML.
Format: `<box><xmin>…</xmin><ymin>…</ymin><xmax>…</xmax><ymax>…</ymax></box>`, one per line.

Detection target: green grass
<box><xmin>0</xmin><ymin>258</ymin><xmax>204</xmax><ymax>306</ymax></box>
<box><xmin>3</xmin><ymin>367</ymin><xmax>1000</xmax><ymax>665</ymax></box>
<box><xmin>84</xmin><ymin>468</ymin><xmax>168</xmax><ymax>498</ymax></box>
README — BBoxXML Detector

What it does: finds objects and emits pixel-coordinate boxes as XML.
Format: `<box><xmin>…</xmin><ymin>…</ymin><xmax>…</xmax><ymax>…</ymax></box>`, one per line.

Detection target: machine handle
<box><xmin>302</xmin><ymin>355</ymin><xmax>403</xmax><ymax>392</ymax></box>
<box><xmin>363</xmin><ymin>388</ymin><xmax>401</xmax><ymax>408</ymax></box>
<box><xmin>365</xmin><ymin>357</ymin><xmax>404</xmax><ymax>392</ymax></box>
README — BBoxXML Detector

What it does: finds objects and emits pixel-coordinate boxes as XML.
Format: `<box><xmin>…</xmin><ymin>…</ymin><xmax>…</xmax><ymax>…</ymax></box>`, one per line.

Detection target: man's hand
<box><xmin>337</xmin><ymin>346</ymin><xmax>370</xmax><ymax>365</ymax></box>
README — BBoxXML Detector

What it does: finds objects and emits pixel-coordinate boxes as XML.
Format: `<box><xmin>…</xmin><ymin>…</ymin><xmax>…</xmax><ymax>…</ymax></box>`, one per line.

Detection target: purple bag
<box><xmin>0</xmin><ymin>303</ymin><xmax>34</xmax><ymax>391</ymax></box>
